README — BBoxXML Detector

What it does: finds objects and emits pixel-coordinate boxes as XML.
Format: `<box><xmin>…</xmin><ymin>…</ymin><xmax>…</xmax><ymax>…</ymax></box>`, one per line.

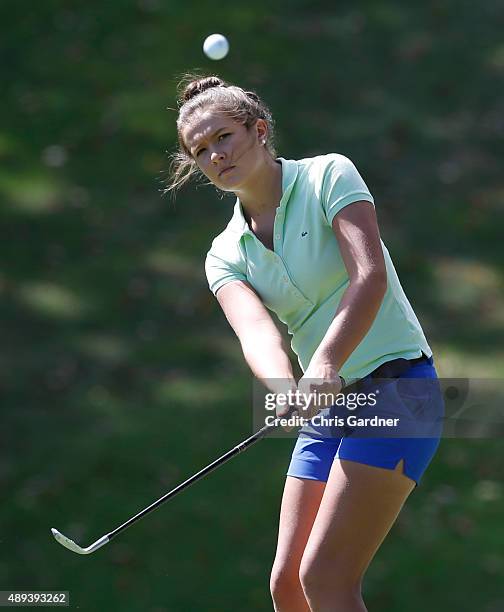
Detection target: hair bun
<box><xmin>180</xmin><ymin>76</ymin><xmax>226</xmax><ymax>104</ymax></box>
<box><xmin>244</xmin><ymin>90</ymin><xmax>260</xmax><ymax>103</ymax></box>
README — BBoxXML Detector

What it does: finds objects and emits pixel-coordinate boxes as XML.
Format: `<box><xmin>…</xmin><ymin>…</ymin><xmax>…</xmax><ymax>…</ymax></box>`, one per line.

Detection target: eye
<box><xmin>195</xmin><ymin>133</ymin><xmax>230</xmax><ymax>157</ymax></box>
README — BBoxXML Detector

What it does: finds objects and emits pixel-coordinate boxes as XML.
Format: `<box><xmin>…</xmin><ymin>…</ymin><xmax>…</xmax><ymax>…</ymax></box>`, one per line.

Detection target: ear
<box><xmin>255</xmin><ymin>119</ymin><xmax>268</xmax><ymax>144</ymax></box>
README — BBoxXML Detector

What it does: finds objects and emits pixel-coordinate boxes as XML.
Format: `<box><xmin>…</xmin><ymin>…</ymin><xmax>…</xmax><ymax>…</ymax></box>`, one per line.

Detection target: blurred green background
<box><xmin>2</xmin><ymin>0</ymin><xmax>503</xmax><ymax>610</ymax></box>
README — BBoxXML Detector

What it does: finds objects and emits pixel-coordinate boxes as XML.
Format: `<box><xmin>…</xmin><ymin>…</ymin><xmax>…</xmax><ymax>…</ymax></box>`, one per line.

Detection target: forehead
<box><xmin>183</xmin><ymin>111</ymin><xmax>239</xmax><ymax>151</ymax></box>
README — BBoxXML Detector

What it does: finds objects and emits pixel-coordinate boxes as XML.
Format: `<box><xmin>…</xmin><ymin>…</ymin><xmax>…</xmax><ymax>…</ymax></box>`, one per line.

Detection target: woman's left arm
<box><xmin>314</xmin><ymin>200</ymin><xmax>387</xmax><ymax>368</ymax></box>
<box><xmin>299</xmin><ymin>201</ymin><xmax>387</xmax><ymax>408</ymax></box>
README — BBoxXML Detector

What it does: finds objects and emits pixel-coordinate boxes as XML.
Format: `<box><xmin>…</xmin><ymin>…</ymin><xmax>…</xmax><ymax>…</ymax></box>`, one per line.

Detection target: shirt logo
<box><xmin>301</xmin><ymin>231</ymin><xmax>308</xmax><ymax>237</ymax></box>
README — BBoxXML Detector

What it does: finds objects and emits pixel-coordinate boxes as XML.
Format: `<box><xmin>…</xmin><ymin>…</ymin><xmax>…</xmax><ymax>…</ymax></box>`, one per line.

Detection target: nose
<box><xmin>210</xmin><ymin>149</ymin><xmax>225</xmax><ymax>164</ymax></box>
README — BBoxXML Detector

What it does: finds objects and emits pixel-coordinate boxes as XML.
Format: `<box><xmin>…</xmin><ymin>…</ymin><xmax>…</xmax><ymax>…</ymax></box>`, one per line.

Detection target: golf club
<box><xmin>51</xmin><ymin>402</ymin><xmax>305</xmax><ymax>555</ymax></box>
<box><xmin>51</xmin><ymin>368</ymin><xmax>413</xmax><ymax>555</ymax></box>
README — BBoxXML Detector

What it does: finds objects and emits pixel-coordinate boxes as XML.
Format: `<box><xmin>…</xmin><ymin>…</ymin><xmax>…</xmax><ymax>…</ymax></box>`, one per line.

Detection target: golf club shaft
<box><xmin>107</xmin><ymin>419</ymin><xmax>278</xmax><ymax>541</ymax></box>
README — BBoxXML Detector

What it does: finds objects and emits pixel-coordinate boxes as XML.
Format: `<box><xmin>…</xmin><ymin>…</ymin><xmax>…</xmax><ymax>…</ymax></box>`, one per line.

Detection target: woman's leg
<box><xmin>270</xmin><ymin>476</ymin><xmax>326</xmax><ymax>612</ymax></box>
<box><xmin>299</xmin><ymin>458</ymin><xmax>415</xmax><ymax>612</ymax></box>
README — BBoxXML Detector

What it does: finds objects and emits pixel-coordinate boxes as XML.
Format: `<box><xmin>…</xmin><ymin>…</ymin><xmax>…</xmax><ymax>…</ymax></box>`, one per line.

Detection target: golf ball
<box><xmin>203</xmin><ymin>34</ymin><xmax>229</xmax><ymax>60</ymax></box>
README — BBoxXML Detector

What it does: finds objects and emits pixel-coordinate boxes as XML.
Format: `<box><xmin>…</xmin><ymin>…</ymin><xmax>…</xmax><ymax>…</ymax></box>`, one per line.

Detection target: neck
<box><xmin>235</xmin><ymin>156</ymin><xmax>282</xmax><ymax>219</ymax></box>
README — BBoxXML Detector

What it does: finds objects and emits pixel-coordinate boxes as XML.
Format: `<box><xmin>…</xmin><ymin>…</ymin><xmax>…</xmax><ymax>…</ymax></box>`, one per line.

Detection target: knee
<box><xmin>270</xmin><ymin>562</ymin><xmax>302</xmax><ymax>608</ymax></box>
<box><xmin>299</xmin><ymin>554</ymin><xmax>362</xmax><ymax>604</ymax></box>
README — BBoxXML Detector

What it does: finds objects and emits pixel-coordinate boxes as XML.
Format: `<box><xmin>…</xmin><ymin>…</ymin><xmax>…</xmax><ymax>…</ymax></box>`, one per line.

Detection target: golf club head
<box><xmin>51</xmin><ymin>528</ymin><xmax>109</xmax><ymax>555</ymax></box>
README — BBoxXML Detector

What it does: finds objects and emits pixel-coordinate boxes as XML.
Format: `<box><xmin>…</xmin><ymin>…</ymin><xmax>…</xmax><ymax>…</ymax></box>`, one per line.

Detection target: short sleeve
<box><xmin>205</xmin><ymin>234</ymin><xmax>248</xmax><ymax>296</ymax></box>
<box><xmin>205</xmin><ymin>252</ymin><xmax>247</xmax><ymax>295</ymax></box>
<box><xmin>321</xmin><ymin>155</ymin><xmax>375</xmax><ymax>226</ymax></box>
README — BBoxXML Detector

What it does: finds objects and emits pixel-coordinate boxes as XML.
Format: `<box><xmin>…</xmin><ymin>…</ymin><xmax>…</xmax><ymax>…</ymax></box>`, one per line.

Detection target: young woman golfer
<box><xmin>168</xmin><ymin>74</ymin><xmax>443</xmax><ymax>612</ymax></box>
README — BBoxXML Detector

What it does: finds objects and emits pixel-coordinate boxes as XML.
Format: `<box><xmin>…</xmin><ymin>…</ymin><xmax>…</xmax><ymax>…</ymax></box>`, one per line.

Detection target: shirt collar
<box><xmin>227</xmin><ymin>157</ymin><xmax>299</xmax><ymax>237</ymax></box>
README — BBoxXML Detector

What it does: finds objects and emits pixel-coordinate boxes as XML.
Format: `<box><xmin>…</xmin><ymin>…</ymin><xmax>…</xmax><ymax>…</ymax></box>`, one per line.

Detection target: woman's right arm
<box><xmin>216</xmin><ymin>280</ymin><xmax>297</xmax><ymax>394</ymax></box>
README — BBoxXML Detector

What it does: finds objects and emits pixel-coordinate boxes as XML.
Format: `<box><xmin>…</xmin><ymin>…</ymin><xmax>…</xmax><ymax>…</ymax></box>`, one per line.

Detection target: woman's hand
<box><xmin>268</xmin><ymin>379</ymin><xmax>303</xmax><ymax>432</ymax></box>
<box><xmin>297</xmin><ymin>360</ymin><xmax>343</xmax><ymax>420</ymax></box>
<box><xmin>271</xmin><ymin>379</ymin><xmax>300</xmax><ymax>418</ymax></box>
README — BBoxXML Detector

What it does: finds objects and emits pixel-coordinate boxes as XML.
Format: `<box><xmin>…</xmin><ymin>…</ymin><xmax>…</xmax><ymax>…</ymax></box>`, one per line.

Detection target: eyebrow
<box><xmin>191</xmin><ymin>127</ymin><xmax>228</xmax><ymax>154</ymax></box>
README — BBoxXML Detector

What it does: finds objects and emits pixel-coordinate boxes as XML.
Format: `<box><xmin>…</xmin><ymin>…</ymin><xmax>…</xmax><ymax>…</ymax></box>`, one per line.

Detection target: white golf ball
<box><xmin>203</xmin><ymin>34</ymin><xmax>229</xmax><ymax>61</ymax></box>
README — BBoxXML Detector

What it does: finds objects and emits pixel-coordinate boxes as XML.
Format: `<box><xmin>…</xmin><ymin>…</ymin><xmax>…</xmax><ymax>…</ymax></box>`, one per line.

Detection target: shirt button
<box><xmin>283</xmin><ymin>276</ymin><xmax>288</xmax><ymax>282</ymax></box>
<box><xmin>275</xmin><ymin>234</ymin><xmax>280</xmax><ymax>240</ymax></box>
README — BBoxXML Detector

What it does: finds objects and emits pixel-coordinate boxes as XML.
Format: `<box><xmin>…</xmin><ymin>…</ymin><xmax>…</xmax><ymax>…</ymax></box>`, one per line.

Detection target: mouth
<box><xmin>219</xmin><ymin>165</ymin><xmax>235</xmax><ymax>177</ymax></box>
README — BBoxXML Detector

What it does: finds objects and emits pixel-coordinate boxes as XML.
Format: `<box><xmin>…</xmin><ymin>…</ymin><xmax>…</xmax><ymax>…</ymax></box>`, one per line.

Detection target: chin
<box><xmin>218</xmin><ymin>174</ymin><xmax>243</xmax><ymax>191</ymax></box>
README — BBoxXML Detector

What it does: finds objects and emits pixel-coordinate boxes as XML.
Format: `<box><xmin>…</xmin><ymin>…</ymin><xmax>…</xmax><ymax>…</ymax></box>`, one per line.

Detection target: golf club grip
<box><xmin>248</xmin><ymin>377</ymin><xmax>360</xmax><ymax>441</ymax></box>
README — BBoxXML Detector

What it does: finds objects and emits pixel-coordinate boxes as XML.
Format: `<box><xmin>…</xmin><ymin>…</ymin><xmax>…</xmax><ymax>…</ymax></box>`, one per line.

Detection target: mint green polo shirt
<box><xmin>205</xmin><ymin>154</ymin><xmax>432</xmax><ymax>381</ymax></box>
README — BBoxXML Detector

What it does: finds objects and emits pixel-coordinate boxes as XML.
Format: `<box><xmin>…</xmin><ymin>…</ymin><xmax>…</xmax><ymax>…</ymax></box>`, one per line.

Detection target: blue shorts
<box><xmin>287</xmin><ymin>355</ymin><xmax>444</xmax><ymax>487</ymax></box>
